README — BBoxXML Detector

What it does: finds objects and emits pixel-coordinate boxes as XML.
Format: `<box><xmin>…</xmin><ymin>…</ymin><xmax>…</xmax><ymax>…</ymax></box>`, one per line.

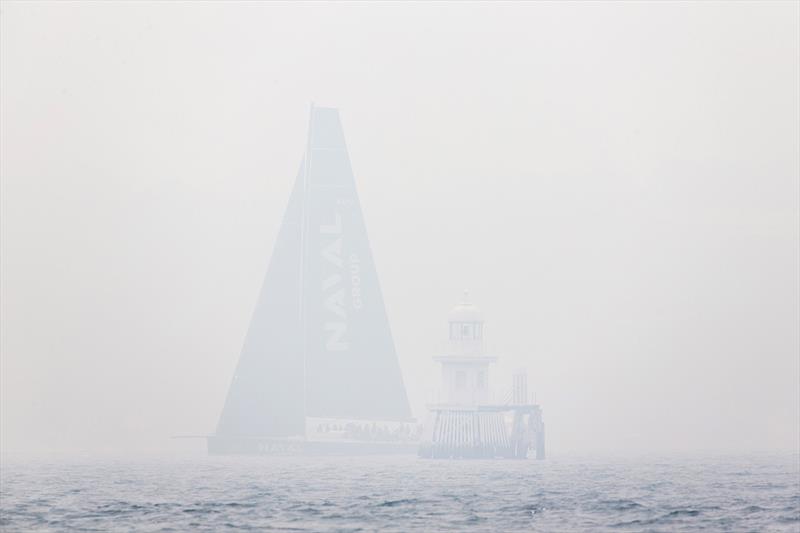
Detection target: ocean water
<box><xmin>1</xmin><ymin>453</ymin><xmax>798</xmax><ymax>532</ymax></box>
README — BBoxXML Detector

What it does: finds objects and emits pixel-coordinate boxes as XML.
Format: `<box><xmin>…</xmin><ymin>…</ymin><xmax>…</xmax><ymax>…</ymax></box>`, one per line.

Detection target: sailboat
<box><xmin>208</xmin><ymin>107</ymin><xmax>416</xmax><ymax>455</ymax></box>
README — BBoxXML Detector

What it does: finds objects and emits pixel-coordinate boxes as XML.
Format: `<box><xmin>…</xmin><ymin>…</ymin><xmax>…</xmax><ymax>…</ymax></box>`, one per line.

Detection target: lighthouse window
<box><xmin>455</xmin><ymin>371</ymin><xmax>466</xmax><ymax>390</ymax></box>
<box><xmin>476</xmin><ymin>371</ymin><xmax>486</xmax><ymax>389</ymax></box>
<box><xmin>462</xmin><ymin>324</ymin><xmax>471</xmax><ymax>338</ymax></box>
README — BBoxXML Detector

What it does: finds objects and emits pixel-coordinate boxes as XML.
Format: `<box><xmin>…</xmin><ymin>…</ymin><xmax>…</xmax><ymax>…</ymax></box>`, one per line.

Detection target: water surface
<box><xmin>2</xmin><ymin>453</ymin><xmax>798</xmax><ymax>531</ymax></box>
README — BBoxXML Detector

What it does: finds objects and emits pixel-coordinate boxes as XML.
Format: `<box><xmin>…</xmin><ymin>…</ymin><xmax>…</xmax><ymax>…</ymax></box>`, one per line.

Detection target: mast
<box><xmin>299</xmin><ymin>102</ymin><xmax>315</xmax><ymax>433</ymax></box>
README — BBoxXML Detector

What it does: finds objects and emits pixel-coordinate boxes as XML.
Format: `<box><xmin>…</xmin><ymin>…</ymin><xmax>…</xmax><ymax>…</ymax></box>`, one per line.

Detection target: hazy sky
<box><xmin>2</xmin><ymin>1</ymin><xmax>798</xmax><ymax>455</ymax></box>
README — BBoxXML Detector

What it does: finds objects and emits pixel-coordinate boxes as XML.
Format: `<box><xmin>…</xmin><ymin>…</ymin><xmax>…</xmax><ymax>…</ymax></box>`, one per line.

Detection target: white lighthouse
<box><xmin>435</xmin><ymin>292</ymin><xmax>496</xmax><ymax>405</ymax></box>
<box><xmin>419</xmin><ymin>292</ymin><xmax>545</xmax><ymax>459</ymax></box>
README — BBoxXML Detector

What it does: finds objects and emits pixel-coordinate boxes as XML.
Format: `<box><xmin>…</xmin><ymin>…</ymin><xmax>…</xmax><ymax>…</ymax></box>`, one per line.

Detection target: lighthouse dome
<box><xmin>448</xmin><ymin>291</ymin><xmax>484</xmax><ymax>323</ymax></box>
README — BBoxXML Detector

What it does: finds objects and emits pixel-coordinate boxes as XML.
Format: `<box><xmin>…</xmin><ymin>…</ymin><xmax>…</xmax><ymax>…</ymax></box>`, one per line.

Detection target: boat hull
<box><xmin>207</xmin><ymin>436</ymin><xmax>418</xmax><ymax>456</ymax></box>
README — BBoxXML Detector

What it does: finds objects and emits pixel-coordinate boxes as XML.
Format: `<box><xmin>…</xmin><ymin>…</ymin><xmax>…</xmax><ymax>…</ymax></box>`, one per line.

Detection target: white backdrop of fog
<box><xmin>1</xmin><ymin>1</ymin><xmax>798</xmax><ymax>456</ymax></box>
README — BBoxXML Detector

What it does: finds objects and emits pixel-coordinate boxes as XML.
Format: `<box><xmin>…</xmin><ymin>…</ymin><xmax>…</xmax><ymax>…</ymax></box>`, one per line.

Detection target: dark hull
<box><xmin>207</xmin><ymin>436</ymin><xmax>418</xmax><ymax>456</ymax></box>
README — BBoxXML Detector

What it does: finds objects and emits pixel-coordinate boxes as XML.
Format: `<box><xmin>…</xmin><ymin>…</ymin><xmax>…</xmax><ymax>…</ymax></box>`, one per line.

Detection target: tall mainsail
<box><xmin>215</xmin><ymin>107</ymin><xmax>411</xmax><ymax>439</ymax></box>
<box><xmin>302</xmin><ymin>107</ymin><xmax>411</xmax><ymax>421</ymax></box>
<box><xmin>215</xmin><ymin>165</ymin><xmax>306</xmax><ymax>438</ymax></box>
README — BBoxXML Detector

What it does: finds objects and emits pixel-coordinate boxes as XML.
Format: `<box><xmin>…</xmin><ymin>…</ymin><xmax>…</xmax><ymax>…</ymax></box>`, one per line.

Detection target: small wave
<box><xmin>520</xmin><ymin>503</ymin><xmax>547</xmax><ymax>514</ymax></box>
<box><xmin>610</xmin><ymin>518</ymin><xmax>659</xmax><ymax>528</ymax></box>
<box><xmin>611</xmin><ymin>509</ymin><xmax>700</xmax><ymax>528</ymax></box>
<box><xmin>181</xmin><ymin>507</ymin><xmax>221</xmax><ymax>514</ymax></box>
<box><xmin>665</xmin><ymin>509</ymin><xmax>701</xmax><ymax>518</ymax></box>
<box><xmin>378</xmin><ymin>498</ymin><xmax>420</xmax><ymax>507</ymax></box>
<box><xmin>215</xmin><ymin>501</ymin><xmax>257</xmax><ymax>508</ymax></box>
<box><xmin>599</xmin><ymin>499</ymin><xmax>645</xmax><ymax>511</ymax></box>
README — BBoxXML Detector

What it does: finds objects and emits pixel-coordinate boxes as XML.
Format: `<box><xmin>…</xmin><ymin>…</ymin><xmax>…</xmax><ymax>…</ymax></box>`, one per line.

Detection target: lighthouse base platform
<box><xmin>418</xmin><ymin>404</ymin><xmax>545</xmax><ymax>460</ymax></box>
